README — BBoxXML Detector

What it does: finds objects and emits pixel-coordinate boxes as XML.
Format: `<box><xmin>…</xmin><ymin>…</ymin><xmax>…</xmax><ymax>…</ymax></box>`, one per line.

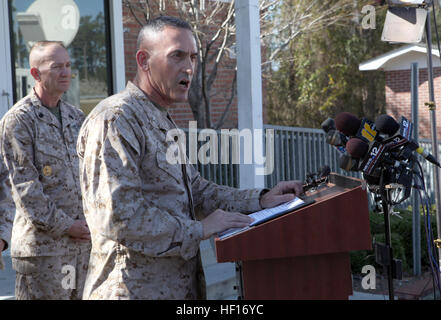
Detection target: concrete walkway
<box><xmin>0</xmin><ymin>249</ymin><xmax>15</xmax><ymax>300</ymax></box>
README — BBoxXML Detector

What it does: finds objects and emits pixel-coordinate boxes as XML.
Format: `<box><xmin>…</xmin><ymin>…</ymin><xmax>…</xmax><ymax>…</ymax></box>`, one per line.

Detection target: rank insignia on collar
<box><xmin>42</xmin><ymin>165</ymin><xmax>53</xmax><ymax>177</ymax></box>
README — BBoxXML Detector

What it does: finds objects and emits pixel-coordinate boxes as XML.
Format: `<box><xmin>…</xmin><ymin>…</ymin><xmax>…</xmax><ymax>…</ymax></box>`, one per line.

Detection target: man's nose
<box><xmin>183</xmin><ymin>57</ymin><xmax>194</xmax><ymax>76</ymax></box>
<box><xmin>61</xmin><ymin>66</ymin><xmax>71</xmax><ymax>76</ymax></box>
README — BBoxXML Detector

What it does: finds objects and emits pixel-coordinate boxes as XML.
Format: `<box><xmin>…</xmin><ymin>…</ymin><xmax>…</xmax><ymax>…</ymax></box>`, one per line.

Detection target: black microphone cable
<box><xmin>418</xmin><ymin>186</ymin><xmax>441</xmax><ymax>299</ymax></box>
<box><xmin>410</xmin><ymin>162</ymin><xmax>440</xmax><ymax>298</ymax></box>
<box><xmin>414</xmin><ymin>159</ymin><xmax>441</xmax><ymax>298</ymax></box>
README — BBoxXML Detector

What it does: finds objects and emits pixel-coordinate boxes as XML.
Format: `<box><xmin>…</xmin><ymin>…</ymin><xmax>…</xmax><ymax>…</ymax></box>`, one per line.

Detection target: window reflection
<box><xmin>10</xmin><ymin>0</ymin><xmax>111</xmax><ymax>114</ymax></box>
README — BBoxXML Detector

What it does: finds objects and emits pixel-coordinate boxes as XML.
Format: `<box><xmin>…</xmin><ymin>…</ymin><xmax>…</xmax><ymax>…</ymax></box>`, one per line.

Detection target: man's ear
<box><xmin>30</xmin><ymin>67</ymin><xmax>40</xmax><ymax>81</ymax></box>
<box><xmin>136</xmin><ymin>50</ymin><xmax>150</xmax><ymax>71</ymax></box>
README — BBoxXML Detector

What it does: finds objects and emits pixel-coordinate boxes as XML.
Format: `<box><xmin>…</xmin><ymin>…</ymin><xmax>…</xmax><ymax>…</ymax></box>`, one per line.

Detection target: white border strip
<box><xmin>109</xmin><ymin>0</ymin><xmax>126</xmax><ymax>93</ymax></box>
<box><xmin>0</xmin><ymin>1</ymin><xmax>13</xmax><ymax>116</ymax></box>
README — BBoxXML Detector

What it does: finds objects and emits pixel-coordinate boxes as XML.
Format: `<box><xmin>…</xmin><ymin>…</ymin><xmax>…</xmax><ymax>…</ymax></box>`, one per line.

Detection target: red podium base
<box><xmin>241</xmin><ymin>253</ymin><xmax>352</xmax><ymax>299</ymax></box>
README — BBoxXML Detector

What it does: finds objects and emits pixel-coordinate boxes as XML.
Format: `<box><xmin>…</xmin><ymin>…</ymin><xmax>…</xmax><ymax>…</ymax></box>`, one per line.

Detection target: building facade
<box><xmin>360</xmin><ymin>44</ymin><xmax>441</xmax><ymax>140</ymax></box>
<box><xmin>386</xmin><ymin>67</ymin><xmax>441</xmax><ymax>139</ymax></box>
<box><xmin>0</xmin><ymin>0</ymin><xmax>241</xmax><ymax>129</ymax></box>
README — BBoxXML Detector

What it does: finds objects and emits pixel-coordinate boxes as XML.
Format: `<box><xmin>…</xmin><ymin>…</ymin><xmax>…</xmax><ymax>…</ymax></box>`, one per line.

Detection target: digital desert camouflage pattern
<box><xmin>77</xmin><ymin>81</ymin><xmax>263</xmax><ymax>300</ymax></box>
<box><xmin>0</xmin><ymin>91</ymin><xmax>90</xmax><ymax>298</ymax></box>
<box><xmin>0</xmin><ymin>160</ymin><xmax>15</xmax><ymax>270</ymax></box>
<box><xmin>0</xmin><ymin>159</ymin><xmax>15</xmax><ymax>252</ymax></box>
<box><xmin>13</xmin><ymin>245</ymin><xmax>89</xmax><ymax>299</ymax></box>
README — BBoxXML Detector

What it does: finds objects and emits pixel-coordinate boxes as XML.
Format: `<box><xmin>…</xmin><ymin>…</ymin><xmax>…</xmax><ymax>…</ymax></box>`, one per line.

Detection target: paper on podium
<box><xmin>218</xmin><ymin>196</ymin><xmax>314</xmax><ymax>240</ymax></box>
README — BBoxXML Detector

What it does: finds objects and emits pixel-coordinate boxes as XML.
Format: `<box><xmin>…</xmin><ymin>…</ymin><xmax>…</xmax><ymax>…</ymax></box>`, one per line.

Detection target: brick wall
<box><xmin>385</xmin><ymin>67</ymin><xmax>441</xmax><ymax>140</ymax></box>
<box><xmin>122</xmin><ymin>1</ymin><xmax>241</xmax><ymax>129</ymax></box>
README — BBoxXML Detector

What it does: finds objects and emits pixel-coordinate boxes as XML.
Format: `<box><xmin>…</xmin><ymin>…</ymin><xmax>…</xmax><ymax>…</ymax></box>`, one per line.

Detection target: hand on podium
<box><xmin>259</xmin><ymin>180</ymin><xmax>303</xmax><ymax>209</ymax></box>
<box><xmin>201</xmin><ymin>209</ymin><xmax>253</xmax><ymax>240</ymax></box>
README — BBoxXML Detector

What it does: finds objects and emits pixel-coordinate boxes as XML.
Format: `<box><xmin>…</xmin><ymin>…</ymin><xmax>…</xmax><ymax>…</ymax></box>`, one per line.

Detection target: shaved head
<box><xmin>30</xmin><ymin>41</ymin><xmax>66</xmax><ymax>69</ymax></box>
<box><xmin>137</xmin><ymin>16</ymin><xmax>193</xmax><ymax>51</ymax></box>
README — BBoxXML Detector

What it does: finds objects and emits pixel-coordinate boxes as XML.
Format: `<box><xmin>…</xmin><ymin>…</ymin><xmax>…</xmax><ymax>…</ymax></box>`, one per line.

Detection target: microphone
<box><xmin>346</xmin><ymin>138</ymin><xmax>387</xmax><ymax>176</ymax></box>
<box><xmin>321</xmin><ymin>118</ymin><xmax>336</xmax><ymax>133</ymax></box>
<box><xmin>335</xmin><ymin>112</ymin><xmax>361</xmax><ymax>137</ymax></box>
<box><xmin>375</xmin><ymin>114</ymin><xmax>441</xmax><ymax>167</ymax></box>
<box><xmin>303</xmin><ymin>165</ymin><xmax>331</xmax><ymax>192</ymax></box>
<box><xmin>326</xmin><ymin>130</ymin><xmax>348</xmax><ymax>147</ymax></box>
<box><xmin>335</xmin><ymin>111</ymin><xmax>379</xmax><ymax>143</ymax></box>
<box><xmin>346</xmin><ymin>138</ymin><xmax>369</xmax><ymax>159</ymax></box>
<box><xmin>321</xmin><ymin>118</ymin><xmax>347</xmax><ymax>154</ymax></box>
<box><xmin>338</xmin><ymin>153</ymin><xmax>359</xmax><ymax>172</ymax></box>
<box><xmin>375</xmin><ymin>114</ymin><xmax>400</xmax><ymax>136</ymax></box>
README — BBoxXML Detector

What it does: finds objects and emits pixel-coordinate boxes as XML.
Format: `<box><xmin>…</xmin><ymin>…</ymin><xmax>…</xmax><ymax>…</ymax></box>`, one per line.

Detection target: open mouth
<box><xmin>178</xmin><ymin>79</ymin><xmax>190</xmax><ymax>89</ymax></box>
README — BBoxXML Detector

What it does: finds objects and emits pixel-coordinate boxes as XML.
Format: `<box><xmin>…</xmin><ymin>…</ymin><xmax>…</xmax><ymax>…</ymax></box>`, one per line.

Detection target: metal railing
<box><xmin>182</xmin><ymin>128</ymin><xmax>240</xmax><ymax>188</ymax></box>
<box><xmin>263</xmin><ymin>124</ymin><xmax>361</xmax><ymax>188</ymax></box>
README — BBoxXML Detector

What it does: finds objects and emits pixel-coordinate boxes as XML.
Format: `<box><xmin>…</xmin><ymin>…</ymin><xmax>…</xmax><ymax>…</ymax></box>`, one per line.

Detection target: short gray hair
<box><xmin>30</xmin><ymin>41</ymin><xmax>66</xmax><ymax>56</ymax></box>
<box><xmin>136</xmin><ymin>16</ymin><xmax>193</xmax><ymax>50</ymax></box>
<box><xmin>29</xmin><ymin>41</ymin><xmax>67</xmax><ymax>68</ymax></box>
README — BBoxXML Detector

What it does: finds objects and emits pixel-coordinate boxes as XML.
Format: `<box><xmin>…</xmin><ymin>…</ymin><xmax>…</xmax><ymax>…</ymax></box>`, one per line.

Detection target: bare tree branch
<box><xmin>123</xmin><ymin>0</ymin><xmax>146</xmax><ymax>26</ymax></box>
<box><xmin>123</xmin><ymin>0</ymin><xmax>357</xmax><ymax>129</ymax></box>
<box><xmin>215</xmin><ymin>71</ymin><xmax>237</xmax><ymax>130</ymax></box>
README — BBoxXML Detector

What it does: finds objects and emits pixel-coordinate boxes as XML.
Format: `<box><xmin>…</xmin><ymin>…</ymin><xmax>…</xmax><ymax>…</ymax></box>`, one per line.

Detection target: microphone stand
<box><xmin>425</xmin><ymin>4</ymin><xmax>441</xmax><ymax>275</ymax></box>
<box><xmin>380</xmin><ymin>185</ymin><xmax>395</xmax><ymax>300</ymax></box>
<box><xmin>374</xmin><ymin>167</ymin><xmax>396</xmax><ymax>301</ymax></box>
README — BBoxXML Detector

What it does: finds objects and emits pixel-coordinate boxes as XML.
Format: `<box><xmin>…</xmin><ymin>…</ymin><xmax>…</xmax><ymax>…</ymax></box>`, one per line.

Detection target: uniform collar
<box><xmin>126</xmin><ymin>81</ymin><xmax>176</xmax><ymax>131</ymax></box>
<box><xmin>30</xmin><ymin>89</ymin><xmax>77</xmax><ymax>129</ymax></box>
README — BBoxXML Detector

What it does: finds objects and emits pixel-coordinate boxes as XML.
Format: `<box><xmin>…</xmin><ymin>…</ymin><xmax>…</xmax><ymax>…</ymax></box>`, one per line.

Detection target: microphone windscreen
<box><xmin>321</xmin><ymin>118</ymin><xmax>335</xmax><ymax>133</ymax></box>
<box><xmin>346</xmin><ymin>138</ymin><xmax>369</xmax><ymax>159</ymax></box>
<box><xmin>375</xmin><ymin>114</ymin><xmax>399</xmax><ymax>136</ymax></box>
<box><xmin>326</xmin><ymin>130</ymin><xmax>346</xmax><ymax>146</ymax></box>
<box><xmin>335</xmin><ymin>112</ymin><xmax>361</xmax><ymax>136</ymax></box>
<box><xmin>338</xmin><ymin>154</ymin><xmax>359</xmax><ymax>172</ymax></box>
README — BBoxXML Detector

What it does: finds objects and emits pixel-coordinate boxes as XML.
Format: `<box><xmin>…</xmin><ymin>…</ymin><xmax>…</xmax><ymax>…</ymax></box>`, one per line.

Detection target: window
<box><xmin>9</xmin><ymin>0</ymin><xmax>112</xmax><ymax>114</ymax></box>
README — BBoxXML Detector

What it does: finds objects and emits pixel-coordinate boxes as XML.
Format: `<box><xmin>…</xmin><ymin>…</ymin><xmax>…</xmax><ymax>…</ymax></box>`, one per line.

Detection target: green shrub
<box><xmin>350</xmin><ymin>205</ymin><xmax>438</xmax><ymax>275</ymax></box>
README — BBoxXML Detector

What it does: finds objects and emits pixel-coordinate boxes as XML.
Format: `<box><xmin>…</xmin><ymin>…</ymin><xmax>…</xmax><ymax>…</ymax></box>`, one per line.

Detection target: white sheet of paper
<box><xmin>218</xmin><ymin>197</ymin><xmax>305</xmax><ymax>240</ymax></box>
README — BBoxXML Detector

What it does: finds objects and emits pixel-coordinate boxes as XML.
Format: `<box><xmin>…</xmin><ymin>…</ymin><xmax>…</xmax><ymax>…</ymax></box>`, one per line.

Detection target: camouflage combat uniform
<box><xmin>77</xmin><ymin>81</ymin><xmax>263</xmax><ymax>300</ymax></box>
<box><xmin>0</xmin><ymin>91</ymin><xmax>91</xmax><ymax>299</ymax></box>
<box><xmin>0</xmin><ymin>160</ymin><xmax>15</xmax><ymax>270</ymax></box>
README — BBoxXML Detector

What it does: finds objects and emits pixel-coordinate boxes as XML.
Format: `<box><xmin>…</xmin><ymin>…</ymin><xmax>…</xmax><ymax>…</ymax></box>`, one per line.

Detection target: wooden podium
<box><xmin>215</xmin><ymin>173</ymin><xmax>372</xmax><ymax>300</ymax></box>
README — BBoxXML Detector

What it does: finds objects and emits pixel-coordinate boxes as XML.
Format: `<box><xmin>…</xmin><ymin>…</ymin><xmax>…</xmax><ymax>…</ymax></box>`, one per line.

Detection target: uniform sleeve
<box><xmin>0</xmin><ymin>162</ymin><xmax>14</xmax><ymax>251</ymax></box>
<box><xmin>0</xmin><ymin>113</ymin><xmax>75</xmax><ymax>239</ymax></box>
<box><xmin>188</xmin><ymin>164</ymin><xmax>263</xmax><ymax>217</ymax></box>
<box><xmin>79</xmin><ymin>113</ymin><xmax>203</xmax><ymax>260</ymax></box>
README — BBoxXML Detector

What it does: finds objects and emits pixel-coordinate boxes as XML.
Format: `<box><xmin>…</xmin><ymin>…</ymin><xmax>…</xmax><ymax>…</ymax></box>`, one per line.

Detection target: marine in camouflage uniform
<box><xmin>77</xmin><ymin>81</ymin><xmax>264</xmax><ymax>299</ymax></box>
<box><xmin>0</xmin><ymin>42</ymin><xmax>91</xmax><ymax>299</ymax></box>
<box><xmin>79</xmin><ymin>16</ymin><xmax>303</xmax><ymax>300</ymax></box>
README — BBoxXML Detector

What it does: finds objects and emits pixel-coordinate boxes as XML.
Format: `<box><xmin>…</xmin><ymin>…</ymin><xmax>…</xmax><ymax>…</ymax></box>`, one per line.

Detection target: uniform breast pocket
<box><xmin>35</xmin><ymin>144</ymin><xmax>67</xmax><ymax>188</ymax></box>
<box><xmin>155</xmin><ymin>151</ymin><xmax>183</xmax><ymax>184</ymax></box>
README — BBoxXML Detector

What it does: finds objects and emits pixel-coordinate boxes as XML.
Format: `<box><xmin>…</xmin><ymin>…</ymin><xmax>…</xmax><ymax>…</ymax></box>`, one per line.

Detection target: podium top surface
<box><xmin>302</xmin><ymin>173</ymin><xmax>364</xmax><ymax>204</ymax></box>
<box><xmin>215</xmin><ymin>173</ymin><xmax>372</xmax><ymax>262</ymax></box>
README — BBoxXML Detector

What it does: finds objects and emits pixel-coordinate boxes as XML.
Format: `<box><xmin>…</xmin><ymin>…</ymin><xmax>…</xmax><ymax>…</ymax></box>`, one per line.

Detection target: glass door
<box><xmin>8</xmin><ymin>0</ymin><xmax>113</xmax><ymax>115</ymax></box>
<box><xmin>0</xmin><ymin>1</ymin><xmax>13</xmax><ymax>117</ymax></box>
